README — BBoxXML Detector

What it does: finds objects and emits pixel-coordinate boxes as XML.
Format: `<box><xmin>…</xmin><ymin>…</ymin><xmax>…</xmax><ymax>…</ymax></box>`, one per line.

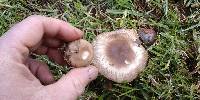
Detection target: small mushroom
<box><xmin>92</xmin><ymin>29</ymin><xmax>148</xmax><ymax>83</ymax></box>
<box><xmin>138</xmin><ymin>28</ymin><xmax>156</xmax><ymax>45</ymax></box>
<box><xmin>64</xmin><ymin>39</ymin><xmax>94</xmax><ymax>68</ymax></box>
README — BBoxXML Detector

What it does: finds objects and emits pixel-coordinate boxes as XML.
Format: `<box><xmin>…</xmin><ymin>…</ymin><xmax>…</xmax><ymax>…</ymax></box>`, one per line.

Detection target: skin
<box><xmin>0</xmin><ymin>15</ymin><xmax>98</xmax><ymax>100</ymax></box>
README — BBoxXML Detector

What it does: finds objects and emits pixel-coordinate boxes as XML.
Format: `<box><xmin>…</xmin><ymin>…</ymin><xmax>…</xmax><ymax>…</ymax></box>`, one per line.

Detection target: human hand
<box><xmin>0</xmin><ymin>15</ymin><xmax>98</xmax><ymax>100</ymax></box>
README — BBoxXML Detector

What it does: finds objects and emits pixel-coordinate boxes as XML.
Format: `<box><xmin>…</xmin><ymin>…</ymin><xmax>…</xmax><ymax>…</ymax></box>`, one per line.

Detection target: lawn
<box><xmin>0</xmin><ymin>0</ymin><xmax>200</xmax><ymax>99</ymax></box>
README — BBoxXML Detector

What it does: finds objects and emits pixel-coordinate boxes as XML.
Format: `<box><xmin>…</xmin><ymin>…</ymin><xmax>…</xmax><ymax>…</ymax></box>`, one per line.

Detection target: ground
<box><xmin>0</xmin><ymin>0</ymin><xmax>200</xmax><ymax>99</ymax></box>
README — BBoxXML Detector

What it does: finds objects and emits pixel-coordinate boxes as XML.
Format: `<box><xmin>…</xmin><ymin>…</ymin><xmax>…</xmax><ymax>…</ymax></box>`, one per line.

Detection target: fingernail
<box><xmin>74</xmin><ymin>28</ymin><xmax>84</xmax><ymax>36</ymax></box>
<box><xmin>88</xmin><ymin>66</ymin><xmax>98</xmax><ymax>80</ymax></box>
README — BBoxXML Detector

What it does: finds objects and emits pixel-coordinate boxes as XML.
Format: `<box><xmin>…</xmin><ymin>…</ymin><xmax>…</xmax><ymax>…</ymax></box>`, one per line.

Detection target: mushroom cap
<box><xmin>138</xmin><ymin>28</ymin><xmax>156</xmax><ymax>45</ymax></box>
<box><xmin>92</xmin><ymin>29</ymin><xmax>148</xmax><ymax>83</ymax></box>
<box><xmin>64</xmin><ymin>39</ymin><xmax>94</xmax><ymax>68</ymax></box>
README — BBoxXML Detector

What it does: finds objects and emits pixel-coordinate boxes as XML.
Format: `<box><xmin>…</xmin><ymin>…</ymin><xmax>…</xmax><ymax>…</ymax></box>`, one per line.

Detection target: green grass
<box><xmin>0</xmin><ymin>0</ymin><xmax>200</xmax><ymax>99</ymax></box>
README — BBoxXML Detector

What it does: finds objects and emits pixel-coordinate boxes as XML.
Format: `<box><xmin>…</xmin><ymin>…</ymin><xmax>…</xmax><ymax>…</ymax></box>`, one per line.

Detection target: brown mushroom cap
<box><xmin>92</xmin><ymin>29</ymin><xmax>148</xmax><ymax>83</ymax></box>
<box><xmin>64</xmin><ymin>39</ymin><xmax>94</xmax><ymax>68</ymax></box>
<box><xmin>138</xmin><ymin>28</ymin><xmax>156</xmax><ymax>45</ymax></box>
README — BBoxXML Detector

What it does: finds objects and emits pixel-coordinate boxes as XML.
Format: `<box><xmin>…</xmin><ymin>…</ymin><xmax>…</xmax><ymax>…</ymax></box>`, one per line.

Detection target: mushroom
<box><xmin>64</xmin><ymin>39</ymin><xmax>94</xmax><ymax>68</ymax></box>
<box><xmin>138</xmin><ymin>28</ymin><xmax>156</xmax><ymax>45</ymax></box>
<box><xmin>92</xmin><ymin>29</ymin><xmax>148</xmax><ymax>83</ymax></box>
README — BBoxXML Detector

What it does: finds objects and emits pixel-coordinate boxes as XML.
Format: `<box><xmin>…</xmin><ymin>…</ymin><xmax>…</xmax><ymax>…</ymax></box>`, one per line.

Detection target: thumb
<box><xmin>43</xmin><ymin>66</ymin><xmax>98</xmax><ymax>100</ymax></box>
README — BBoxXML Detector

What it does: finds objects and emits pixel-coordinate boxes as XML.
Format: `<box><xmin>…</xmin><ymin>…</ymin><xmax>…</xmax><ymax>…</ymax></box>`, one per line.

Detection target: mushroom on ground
<box><xmin>64</xmin><ymin>39</ymin><xmax>94</xmax><ymax>68</ymax></box>
<box><xmin>92</xmin><ymin>29</ymin><xmax>148</xmax><ymax>83</ymax></box>
<box><xmin>138</xmin><ymin>28</ymin><xmax>156</xmax><ymax>45</ymax></box>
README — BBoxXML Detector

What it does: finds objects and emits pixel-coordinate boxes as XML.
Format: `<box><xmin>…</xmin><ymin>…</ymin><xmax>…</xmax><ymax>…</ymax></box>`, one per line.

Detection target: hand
<box><xmin>0</xmin><ymin>15</ymin><xmax>98</xmax><ymax>100</ymax></box>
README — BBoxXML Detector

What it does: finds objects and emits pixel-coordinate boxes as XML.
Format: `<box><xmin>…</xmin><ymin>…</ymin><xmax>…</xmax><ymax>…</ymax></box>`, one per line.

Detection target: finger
<box><xmin>2</xmin><ymin>15</ymin><xmax>83</xmax><ymax>61</ymax></box>
<box><xmin>33</xmin><ymin>37</ymin><xmax>63</xmax><ymax>54</ymax></box>
<box><xmin>26</xmin><ymin>58</ymin><xmax>55</xmax><ymax>85</ymax></box>
<box><xmin>47</xmin><ymin>48</ymin><xmax>66</xmax><ymax>65</ymax></box>
<box><xmin>43</xmin><ymin>37</ymin><xmax>63</xmax><ymax>48</ymax></box>
<box><xmin>34</xmin><ymin>45</ymin><xmax>48</xmax><ymax>55</ymax></box>
<box><xmin>33</xmin><ymin>46</ymin><xmax>66</xmax><ymax>65</ymax></box>
<box><xmin>44</xmin><ymin>66</ymin><xmax>98</xmax><ymax>100</ymax></box>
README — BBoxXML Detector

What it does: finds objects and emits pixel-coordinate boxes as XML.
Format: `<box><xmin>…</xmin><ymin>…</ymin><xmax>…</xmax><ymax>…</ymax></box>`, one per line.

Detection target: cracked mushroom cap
<box><xmin>92</xmin><ymin>29</ymin><xmax>148</xmax><ymax>83</ymax></box>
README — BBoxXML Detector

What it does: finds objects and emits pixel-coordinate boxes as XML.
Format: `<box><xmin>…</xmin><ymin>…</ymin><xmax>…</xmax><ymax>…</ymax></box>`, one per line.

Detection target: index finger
<box><xmin>4</xmin><ymin>15</ymin><xmax>83</xmax><ymax>49</ymax></box>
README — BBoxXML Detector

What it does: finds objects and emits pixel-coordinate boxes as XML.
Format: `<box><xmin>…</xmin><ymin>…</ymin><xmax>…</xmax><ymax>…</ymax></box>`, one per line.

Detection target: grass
<box><xmin>0</xmin><ymin>0</ymin><xmax>200</xmax><ymax>99</ymax></box>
